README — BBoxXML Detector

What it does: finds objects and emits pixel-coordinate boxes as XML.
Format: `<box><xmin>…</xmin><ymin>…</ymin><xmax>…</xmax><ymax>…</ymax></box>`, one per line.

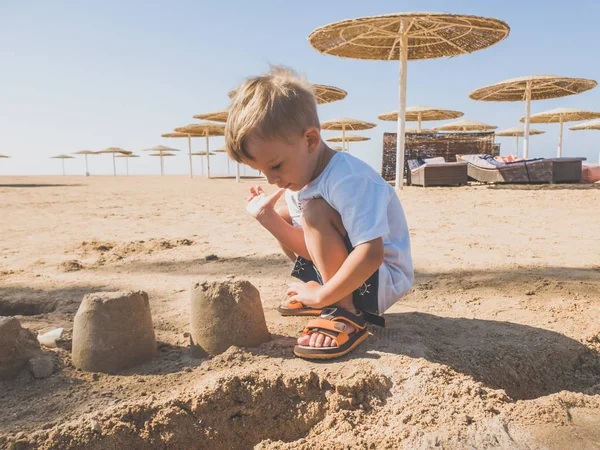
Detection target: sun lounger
<box><xmin>525</xmin><ymin>157</ymin><xmax>586</xmax><ymax>183</ymax></box>
<box><xmin>581</xmin><ymin>163</ymin><xmax>600</xmax><ymax>184</ymax></box>
<box><xmin>457</xmin><ymin>154</ymin><xmax>530</xmax><ymax>183</ymax></box>
<box><xmin>407</xmin><ymin>157</ymin><xmax>468</xmax><ymax>186</ymax></box>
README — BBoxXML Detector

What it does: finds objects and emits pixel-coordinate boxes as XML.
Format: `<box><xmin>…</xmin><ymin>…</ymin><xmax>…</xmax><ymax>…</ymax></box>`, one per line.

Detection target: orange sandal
<box><xmin>277</xmin><ymin>299</ymin><xmax>323</xmax><ymax>316</ymax></box>
<box><xmin>294</xmin><ymin>308</ymin><xmax>370</xmax><ymax>359</ymax></box>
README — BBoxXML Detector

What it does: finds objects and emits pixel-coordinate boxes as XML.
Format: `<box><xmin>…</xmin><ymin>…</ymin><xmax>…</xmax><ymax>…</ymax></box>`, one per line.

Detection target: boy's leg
<box><xmin>299</xmin><ymin>199</ymin><xmax>356</xmax><ymax>348</ymax></box>
<box><xmin>275</xmin><ymin>205</ymin><xmax>299</xmax><ymax>263</ymax></box>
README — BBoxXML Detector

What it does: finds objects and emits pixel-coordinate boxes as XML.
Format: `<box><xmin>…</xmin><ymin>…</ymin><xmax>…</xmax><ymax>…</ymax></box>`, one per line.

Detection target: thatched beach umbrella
<box><xmin>96</xmin><ymin>148</ymin><xmax>131</xmax><ymax>176</ymax></box>
<box><xmin>115</xmin><ymin>153</ymin><xmax>140</xmax><ymax>176</ymax></box>
<box><xmin>405</xmin><ymin>126</ymin><xmax>435</xmax><ymax>134</ymax></box>
<box><xmin>51</xmin><ymin>154</ymin><xmax>75</xmax><ymax>176</ymax></box>
<box><xmin>378</xmin><ymin>106</ymin><xmax>463</xmax><ymax>132</ymax></box>
<box><xmin>228</xmin><ymin>83</ymin><xmax>347</xmax><ymax>105</ymax></box>
<box><xmin>434</xmin><ymin>120</ymin><xmax>497</xmax><ymax>132</ymax></box>
<box><xmin>495</xmin><ymin>126</ymin><xmax>545</xmax><ymax>157</ymax></box>
<box><xmin>193</xmin><ymin>109</ymin><xmax>229</xmax><ymax>122</ymax></box>
<box><xmin>521</xmin><ymin>107</ymin><xmax>600</xmax><ymax>157</ymax></box>
<box><xmin>309</xmin><ymin>12</ymin><xmax>509</xmax><ymax>188</ymax></box>
<box><xmin>144</xmin><ymin>145</ymin><xmax>180</xmax><ymax>176</ymax></box>
<box><xmin>332</xmin><ymin>146</ymin><xmax>344</xmax><ymax>151</ymax></box>
<box><xmin>326</xmin><ymin>133</ymin><xmax>370</xmax><ymax>152</ymax></box>
<box><xmin>73</xmin><ymin>150</ymin><xmax>97</xmax><ymax>176</ymax></box>
<box><xmin>192</xmin><ymin>110</ymin><xmax>246</xmax><ymax>181</ymax></box>
<box><xmin>569</xmin><ymin>118</ymin><xmax>600</xmax><ymax>131</ymax></box>
<box><xmin>160</xmin><ymin>132</ymin><xmax>205</xmax><ymax>177</ymax></box>
<box><xmin>470</xmin><ymin>75</ymin><xmax>597</xmax><ymax>158</ymax></box>
<box><xmin>149</xmin><ymin>152</ymin><xmax>175</xmax><ymax>173</ymax></box>
<box><xmin>321</xmin><ymin>118</ymin><xmax>376</xmax><ymax>152</ymax></box>
<box><xmin>0</xmin><ymin>154</ymin><xmax>11</xmax><ymax>158</ymax></box>
<box><xmin>174</xmin><ymin>122</ymin><xmax>225</xmax><ymax>180</ymax></box>
<box><xmin>570</xmin><ymin>119</ymin><xmax>600</xmax><ymax>163</ymax></box>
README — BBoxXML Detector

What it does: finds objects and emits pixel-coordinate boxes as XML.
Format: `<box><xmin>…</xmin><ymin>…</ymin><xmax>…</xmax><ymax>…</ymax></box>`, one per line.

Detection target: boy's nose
<box><xmin>265</xmin><ymin>173</ymin><xmax>279</xmax><ymax>185</ymax></box>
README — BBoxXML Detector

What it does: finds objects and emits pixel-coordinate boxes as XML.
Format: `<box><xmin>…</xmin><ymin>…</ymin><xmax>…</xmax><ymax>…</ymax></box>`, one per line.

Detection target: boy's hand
<box><xmin>286</xmin><ymin>281</ymin><xmax>322</xmax><ymax>307</ymax></box>
<box><xmin>246</xmin><ymin>186</ymin><xmax>285</xmax><ymax>222</ymax></box>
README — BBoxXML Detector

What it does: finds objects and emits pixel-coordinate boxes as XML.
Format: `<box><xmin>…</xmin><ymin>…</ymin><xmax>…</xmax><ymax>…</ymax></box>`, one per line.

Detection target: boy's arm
<box><xmin>246</xmin><ymin>186</ymin><xmax>310</xmax><ymax>260</ymax></box>
<box><xmin>301</xmin><ymin>237</ymin><xmax>384</xmax><ymax>308</ymax></box>
<box><xmin>258</xmin><ymin>211</ymin><xmax>310</xmax><ymax>260</ymax></box>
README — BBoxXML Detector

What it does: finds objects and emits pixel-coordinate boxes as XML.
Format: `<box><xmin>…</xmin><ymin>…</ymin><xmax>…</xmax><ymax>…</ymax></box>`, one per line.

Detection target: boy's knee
<box><xmin>301</xmin><ymin>199</ymin><xmax>342</xmax><ymax>231</ymax></box>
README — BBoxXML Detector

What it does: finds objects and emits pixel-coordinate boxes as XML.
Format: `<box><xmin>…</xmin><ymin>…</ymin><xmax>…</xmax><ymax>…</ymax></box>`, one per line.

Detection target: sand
<box><xmin>0</xmin><ymin>175</ymin><xmax>599</xmax><ymax>449</ymax></box>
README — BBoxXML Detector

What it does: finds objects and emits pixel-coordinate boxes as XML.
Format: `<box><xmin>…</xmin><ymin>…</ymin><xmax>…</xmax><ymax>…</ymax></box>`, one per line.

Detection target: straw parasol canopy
<box><xmin>309</xmin><ymin>12</ymin><xmax>509</xmax><ymax>189</ymax></box>
<box><xmin>321</xmin><ymin>118</ymin><xmax>376</xmax><ymax>152</ymax></box>
<box><xmin>191</xmin><ymin>151</ymin><xmax>217</xmax><ymax>156</ymax></box>
<box><xmin>378</xmin><ymin>105</ymin><xmax>463</xmax><ymax>131</ymax></box>
<box><xmin>193</xmin><ymin>109</ymin><xmax>229</xmax><ymax>123</ymax></box>
<box><xmin>144</xmin><ymin>145</ymin><xmax>180</xmax><ymax>152</ymax></box>
<box><xmin>326</xmin><ymin>134</ymin><xmax>370</xmax><ymax>143</ymax></box>
<box><xmin>150</xmin><ymin>152</ymin><xmax>175</xmax><ymax>157</ymax></box>
<box><xmin>228</xmin><ymin>83</ymin><xmax>347</xmax><ymax>105</ymax></box>
<box><xmin>434</xmin><ymin>120</ymin><xmax>497</xmax><ymax>132</ymax></box>
<box><xmin>174</xmin><ymin>122</ymin><xmax>226</xmax><ymax>180</ymax></box>
<box><xmin>326</xmin><ymin>133</ymin><xmax>370</xmax><ymax>152</ymax></box>
<box><xmin>470</xmin><ymin>75</ymin><xmax>597</xmax><ymax>158</ymax></box>
<box><xmin>73</xmin><ymin>150</ymin><xmax>99</xmax><ymax>177</ymax></box>
<box><xmin>51</xmin><ymin>154</ymin><xmax>75</xmax><ymax>176</ymax></box>
<box><xmin>0</xmin><ymin>154</ymin><xmax>10</xmax><ymax>158</ymax></box>
<box><xmin>405</xmin><ymin>126</ymin><xmax>435</xmax><ymax>133</ymax></box>
<box><xmin>332</xmin><ymin>146</ymin><xmax>344</xmax><ymax>151</ymax></box>
<box><xmin>313</xmin><ymin>84</ymin><xmax>347</xmax><ymax>104</ymax></box>
<box><xmin>519</xmin><ymin>107</ymin><xmax>600</xmax><ymax>157</ymax></box>
<box><xmin>569</xmin><ymin>118</ymin><xmax>600</xmax><ymax>131</ymax></box>
<box><xmin>495</xmin><ymin>126</ymin><xmax>545</xmax><ymax>157</ymax></box>
<box><xmin>96</xmin><ymin>148</ymin><xmax>131</xmax><ymax>176</ymax></box>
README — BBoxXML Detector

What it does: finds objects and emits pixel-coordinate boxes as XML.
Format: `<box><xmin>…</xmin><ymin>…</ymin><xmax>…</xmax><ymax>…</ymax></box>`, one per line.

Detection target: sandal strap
<box><xmin>318</xmin><ymin>307</ymin><xmax>367</xmax><ymax>330</ymax></box>
<box><xmin>302</xmin><ymin>319</ymin><xmax>350</xmax><ymax>346</ymax></box>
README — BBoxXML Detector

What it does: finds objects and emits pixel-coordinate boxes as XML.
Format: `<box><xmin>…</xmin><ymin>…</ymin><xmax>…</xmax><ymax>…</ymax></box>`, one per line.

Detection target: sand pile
<box><xmin>2</xmin><ymin>351</ymin><xmax>599</xmax><ymax>450</ymax></box>
<box><xmin>74</xmin><ymin>238</ymin><xmax>195</xmax><ymax>265</ymax></box>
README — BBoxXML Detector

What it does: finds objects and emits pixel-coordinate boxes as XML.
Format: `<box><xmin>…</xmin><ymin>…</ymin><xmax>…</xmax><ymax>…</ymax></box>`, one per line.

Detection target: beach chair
<box><xmin>407</xmin><ymin>157</ymin><xmax>468</xmax><ymax>187</ymax></box>
<box><xmin>525</xmin><ymin>157</ymin><xmax>587</xmax><ymax>183</ymax></box>
<box><xmin>457</xmin><ymin>154</ymin><xmax>530</xmax><ymax>183</ymax></box>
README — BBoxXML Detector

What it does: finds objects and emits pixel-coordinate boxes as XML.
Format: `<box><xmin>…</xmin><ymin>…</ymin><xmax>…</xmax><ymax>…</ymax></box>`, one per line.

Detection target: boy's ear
<box><xmin>305</xmin><ymin>127</ymin><xmax>321</xmax><ymax>152</ymax></box>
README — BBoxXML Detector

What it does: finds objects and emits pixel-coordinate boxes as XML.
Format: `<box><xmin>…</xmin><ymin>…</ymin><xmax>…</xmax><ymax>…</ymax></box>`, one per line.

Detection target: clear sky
<box><xmin>1</xmin><ymin>0</ymin><xmax>599</xmax><ymax>176</ymax></box>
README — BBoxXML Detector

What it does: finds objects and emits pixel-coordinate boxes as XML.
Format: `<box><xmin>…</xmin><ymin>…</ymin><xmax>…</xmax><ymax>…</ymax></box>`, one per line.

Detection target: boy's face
<box><xmin>243</xmin><ymin>128</ymin><xmax>321</xmax><ymax>191</ymax></box>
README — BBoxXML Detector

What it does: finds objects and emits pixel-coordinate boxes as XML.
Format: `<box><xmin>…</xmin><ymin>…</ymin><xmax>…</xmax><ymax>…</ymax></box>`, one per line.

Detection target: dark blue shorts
<box><xmin>290</xmin><ymin>234</ymin><xmax>384</xmax><ymax>326</ymax></box>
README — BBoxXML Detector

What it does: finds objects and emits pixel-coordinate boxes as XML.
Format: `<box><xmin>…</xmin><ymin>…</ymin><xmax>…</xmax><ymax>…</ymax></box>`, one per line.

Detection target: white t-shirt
<box><xmin>285</xmin><ymin>151</ymin><xmax>414</xmax><ymax>313</ymax></box>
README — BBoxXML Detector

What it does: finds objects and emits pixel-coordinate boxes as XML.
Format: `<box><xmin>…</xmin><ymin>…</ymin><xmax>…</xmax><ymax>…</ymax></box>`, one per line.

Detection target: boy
<box><xmin>225</xmin><ymin>67</ymin><xmax>413</xmax><ymax>359</ymax></box>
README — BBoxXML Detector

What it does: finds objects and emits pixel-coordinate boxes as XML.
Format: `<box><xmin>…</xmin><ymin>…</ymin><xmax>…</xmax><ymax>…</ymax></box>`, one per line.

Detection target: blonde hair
<box><xmin>225</xmin><ymin>66</ymin><xmax>320</xmax><ymax>163</ymax></box>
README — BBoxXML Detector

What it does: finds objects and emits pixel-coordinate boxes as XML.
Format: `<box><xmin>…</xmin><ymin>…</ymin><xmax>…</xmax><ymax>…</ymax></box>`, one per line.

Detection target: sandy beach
<box><xmin>1</xmin><ymin>176</ymin><xmax>599</xmax><ymax>449</ymax></box>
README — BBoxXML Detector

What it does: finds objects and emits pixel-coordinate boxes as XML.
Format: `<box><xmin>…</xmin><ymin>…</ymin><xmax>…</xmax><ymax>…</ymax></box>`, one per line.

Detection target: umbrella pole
<box><xmin>126</xmin><ymin>158</ymin><xmax>129</xmax><ymax>176</ymax></box>
<box><xmin>206</xmin><ymin>132</ymin><xmax>211</xmax><ymax>179</ymax></box>
<box><xmin>112</xmin><ymin>153</ymin><xmax>116</xmax><ymax>176</ymax></box>
<box><xmin>523</xmin><ymin>81</ymin><xmax>532</xmax><ymax>159</ymax></box>
<box><xmin>85</xmin><ymin>154</ymin><xmax>89</xmax><ymax>176</ymax></box>
<box><xmin>160</xmin><ymin>154</ymin><xmax>164</xmax><ymax>176</ymax></box>
<box><xmin>417</xmin><ymin>113</ymin><xmax>422</xmax><ymax>132</ymax></box>
<box><xmin>395</xmin><ymin>23</ymin><xmax>408</xmax><ymax>190</ymax></box>
<box><xmin>187</xmin><ymin>135</ymin><xmax>193</xmax><ymax>178</ymax></box>
<box><xmin>558</xmin><ymin>117</ymin><xmax>564</xmax><ymax>157</ymax></box>
<box><xmin>236</xmin><ymin>163</ymin><xmax>241</xmax><ymax>183</ymax></box>
<box><xmin>515</xmin><ymin>135</ymin><xmax>519</xmax><ymax>157</ymax></box>
<box><xmin>342</xmin><ymin>125</ymin><xmax>346</xmax><ymax>152</ymax></box>
<box><xmin>62</xmin><ymin>159</ymin><xmax>65</xmax><ymax>176</ymax></box>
